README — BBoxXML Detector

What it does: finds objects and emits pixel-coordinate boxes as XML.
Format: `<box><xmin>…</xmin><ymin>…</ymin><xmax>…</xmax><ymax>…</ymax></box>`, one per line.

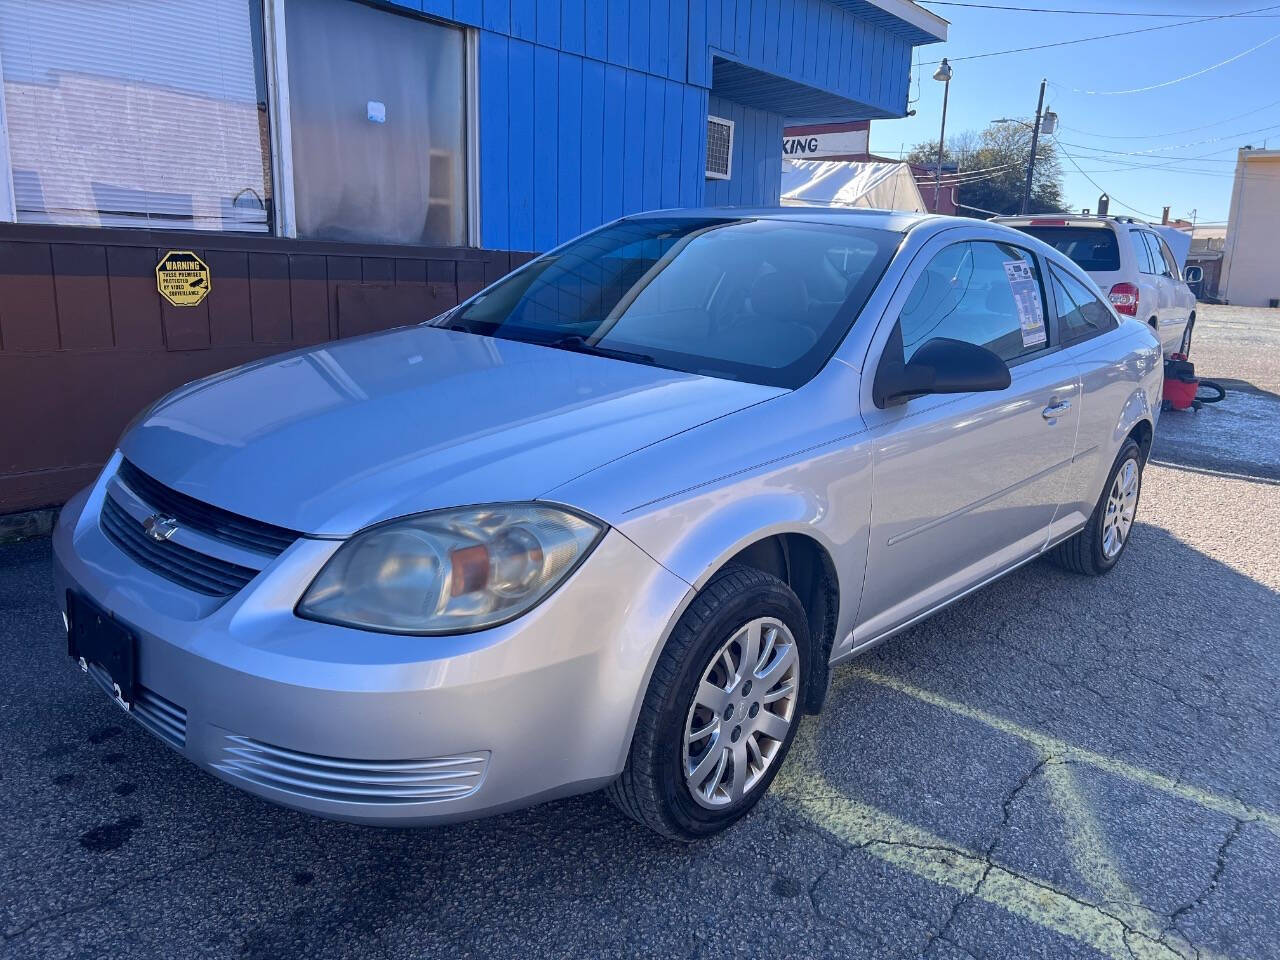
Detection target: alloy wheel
<box><xmin>682</xmin><ymin>617</ymin><xmax>799</xmax><ymax>809</ymax></box>
<box><xmin>1102</xmin><ymin>457</ymin><xmax>1140</xmax><ymax>560</ymax></box>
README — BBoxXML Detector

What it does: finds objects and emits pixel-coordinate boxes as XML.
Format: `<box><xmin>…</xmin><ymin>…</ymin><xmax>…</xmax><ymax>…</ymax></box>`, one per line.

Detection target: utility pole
<box><xmin>1021</xmin><ymin>78</ymin><xmax>1047</xmax><ymax>215</ymax></box>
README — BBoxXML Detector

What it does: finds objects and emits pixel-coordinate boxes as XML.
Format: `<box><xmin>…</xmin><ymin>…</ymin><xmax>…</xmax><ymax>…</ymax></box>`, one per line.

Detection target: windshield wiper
<box><xmin>544</xmin><ymin>334</ymin><xmax>657</xmax><ymax>366</ymax></box>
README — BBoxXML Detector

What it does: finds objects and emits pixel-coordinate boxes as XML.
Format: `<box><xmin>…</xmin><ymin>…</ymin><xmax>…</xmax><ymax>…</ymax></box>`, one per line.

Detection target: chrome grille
<box><xmin>86</xmin><ymin>661</ymin><xmax>187</xmax><ymax>749</ymax></box>
<box><xmin>116</xmin><ymin>460</ymin><xmax>300</xmax><ymax>556</ymax></box>
<box><xmin>213</xmin><ymin>736</ymin><xmax>489</xmax><ymax>805</ymax></box>
<box><xmin>100</xmin><ymin>495</ymin><xmax>257</xmax><ymax>597</ymax></box>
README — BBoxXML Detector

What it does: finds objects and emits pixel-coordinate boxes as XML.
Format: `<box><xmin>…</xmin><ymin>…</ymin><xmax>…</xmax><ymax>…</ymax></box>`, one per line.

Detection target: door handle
<box><xmin>1042</xmin><ymin>400</ymin><xmax>1072</xmax><ymax>420</ymax></box>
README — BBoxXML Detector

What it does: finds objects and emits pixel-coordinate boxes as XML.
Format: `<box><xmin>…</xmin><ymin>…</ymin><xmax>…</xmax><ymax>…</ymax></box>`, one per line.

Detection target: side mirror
<box><xmin>873</xmin><ymin>337</ymin><xmax>1012</xmax><ymax>408</ymax></box>
<box><xmin>1184</xmin><ymin>265</ymin><xmax>1203</xmax><ymax>284</ymax></box>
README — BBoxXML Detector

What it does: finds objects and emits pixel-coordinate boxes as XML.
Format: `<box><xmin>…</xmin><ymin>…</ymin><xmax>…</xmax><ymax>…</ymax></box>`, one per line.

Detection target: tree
<box><xmin>907</xmin><ymin>122</ymin><xmax>1064</xmax><ymax>218</ymax></box>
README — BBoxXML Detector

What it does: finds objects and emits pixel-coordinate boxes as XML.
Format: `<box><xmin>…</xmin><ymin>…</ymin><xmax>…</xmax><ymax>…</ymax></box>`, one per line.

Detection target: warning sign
<box><xmin>155</xmin><ymin>251</ymin><xmax>211</xmax><ymax>307</ymax></box>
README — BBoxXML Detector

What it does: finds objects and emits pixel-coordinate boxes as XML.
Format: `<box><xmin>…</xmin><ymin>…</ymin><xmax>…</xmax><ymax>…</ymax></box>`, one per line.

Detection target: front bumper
<box><xmin>52</xmin><ymin>475</ymin><xmax>691</xmax><ymax>826</ymax></box>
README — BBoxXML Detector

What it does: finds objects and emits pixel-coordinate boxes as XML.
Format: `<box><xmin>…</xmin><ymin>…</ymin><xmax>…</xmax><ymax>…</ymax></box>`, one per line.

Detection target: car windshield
<box><xmin>438</xmin><ymin>217</ymin><xmax>898</xmax><ymax>388</ymax></box>
<box><xmin>1015</xmin><ymin>226</ymin><xmax>1121</xmax><ymax>272</ymax></box>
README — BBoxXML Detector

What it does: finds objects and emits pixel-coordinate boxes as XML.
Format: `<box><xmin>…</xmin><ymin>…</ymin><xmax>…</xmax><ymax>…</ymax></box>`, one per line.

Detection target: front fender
<box><xmin>614</xmin><ymin>437</ymin><xmax>874</xmax><ymax>662</ymax></box>
<box><xmin>641</xmin><ymin>491</ymin><xmax>838</xmax><ymax>593</ymax></box>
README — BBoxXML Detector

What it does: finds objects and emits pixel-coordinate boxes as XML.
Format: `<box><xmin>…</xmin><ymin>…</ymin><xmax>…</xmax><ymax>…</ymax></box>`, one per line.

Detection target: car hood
<box><xmin>120</xmin><ymin>326</ymin><xmax>784</xmax><ymax>535</ymax></box>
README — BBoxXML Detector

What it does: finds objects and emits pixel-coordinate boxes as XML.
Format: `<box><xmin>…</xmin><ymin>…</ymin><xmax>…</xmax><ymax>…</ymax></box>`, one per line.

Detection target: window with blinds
<box><xmin>0</xmin><ymin>0</ymin><xmax>272</xmax><ymax>232</ymax></box>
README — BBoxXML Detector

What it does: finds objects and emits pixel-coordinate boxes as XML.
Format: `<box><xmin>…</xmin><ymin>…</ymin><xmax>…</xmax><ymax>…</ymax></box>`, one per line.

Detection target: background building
<box><xmin>781</xmin><ymin>119</ymin><xmax>956</xmax><ymax>214</ymax></box>
<box><xmin>1186</xmin><ymin>226</ymin><xmax>1228</xmax><ymax>302</ymax></box>
<box><xmin>1218</xmin><ymin>147</ymin><xmax>1280</xmax><ymax>308</ymax></box>
<box><xmin>0</xmin><ymin>0</ymin><xmax>944</xmax><ymax>514</ymax></box>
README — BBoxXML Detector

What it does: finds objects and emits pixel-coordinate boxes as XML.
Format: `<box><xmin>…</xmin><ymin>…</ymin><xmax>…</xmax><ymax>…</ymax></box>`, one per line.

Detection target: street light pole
<box><xmin>1021</xmin><ymin>78</ymin><xmax>1047</xmax><ymax>215</ymax></box>
<box><xmin>933</xmin><ymin>58</ymin><xmax>953</xmax><ymax>211</ymax></box>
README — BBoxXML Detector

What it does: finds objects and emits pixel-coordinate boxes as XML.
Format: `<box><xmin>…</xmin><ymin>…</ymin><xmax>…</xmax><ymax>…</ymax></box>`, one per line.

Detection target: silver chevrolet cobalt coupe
<box><xmin>54</xmin><ymin>211</ymin><xmax>1162</xmax><ymax>839</ymax></box>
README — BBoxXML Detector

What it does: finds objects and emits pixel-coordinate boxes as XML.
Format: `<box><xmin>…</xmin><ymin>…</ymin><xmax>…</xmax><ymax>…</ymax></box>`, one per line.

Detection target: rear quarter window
<box><xmin>1016</xmin><ymin>226</ymin><xmax>1121</xmax><ymax>273</ymax></box>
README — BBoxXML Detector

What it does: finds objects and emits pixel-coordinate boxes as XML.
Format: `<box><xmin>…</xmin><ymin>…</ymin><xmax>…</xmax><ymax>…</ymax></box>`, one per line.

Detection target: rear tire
<box><xmin>1179</xmin><ymin>319</ymin><xmax>1194</xmax><ymax>357</ymax></box>
<box><xmin>607</xmin><ymin>564</ymin><xmax>808</xmax><ymax>840</ymax></box>
<box><xmin>1050</xmin><ymin>439</ymin><xmax>1143</xmax><ymax>576</ymax></box>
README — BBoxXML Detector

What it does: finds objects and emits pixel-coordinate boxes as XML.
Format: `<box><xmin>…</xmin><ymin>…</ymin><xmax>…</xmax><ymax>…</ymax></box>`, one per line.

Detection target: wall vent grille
<box><xmin>706</xmin><ymin>116</ymin><xmax>734</xmax><ymax>180</ymax></box>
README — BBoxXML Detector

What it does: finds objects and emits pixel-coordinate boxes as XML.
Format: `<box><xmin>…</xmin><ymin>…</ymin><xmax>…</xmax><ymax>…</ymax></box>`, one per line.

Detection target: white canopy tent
<box><xmin>780</xmin><ymin>158</ymin><xmax>928</xmax><ymax>213</ymax></box>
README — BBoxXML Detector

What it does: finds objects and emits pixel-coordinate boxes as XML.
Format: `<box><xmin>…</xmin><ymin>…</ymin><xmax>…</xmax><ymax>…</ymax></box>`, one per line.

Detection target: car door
<box><xmin>855</xmin><ymin>234</ymin><xmax>1082</xmax><ymax>642</ymax></box>
<box><xmin>1125</xmin><ymin>229</ymin><xmax>1161</xmax><ymax>337</ymax></box>
<box><xmin>1141</xmin><ymin>231</ymin><xmax>1183</xmax><ymax>352</ymax></box>
<box><xmin>1151</xmin><ymin>233</ymin><xmax>1193</xmax><ymax>351</ymax></box>
<box><xmin>1043</xmin><ymin>261</ymin><xmax>1136</xmax><ymax>538</ymax></box>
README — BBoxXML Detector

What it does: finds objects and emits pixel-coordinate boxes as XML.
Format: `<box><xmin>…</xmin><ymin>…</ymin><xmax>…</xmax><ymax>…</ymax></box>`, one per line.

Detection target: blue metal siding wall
<box><xmin>699</xmin><ymin>0</ymin><xmax>911</xmax><ymax>117</ymax></box>
<box><xmin>476</xmin><ymin>32</ymin><xmax>708</xmax><ymax>252</ymax></box>
<box><xmin>704</xmin><ymin>95</ymin><xmax>784</xmax><ymax>207</ymax></box>
<box><xmin>381</xmin><ymin>0</ymin><xmax>925</xmax><ymax>250</ymax></box>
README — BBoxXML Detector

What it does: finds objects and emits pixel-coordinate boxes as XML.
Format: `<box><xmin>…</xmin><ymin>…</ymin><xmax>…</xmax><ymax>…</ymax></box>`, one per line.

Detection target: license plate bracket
<box><xmin>67</xmin><ymin>591</ymin><xmax>137</xmax><ymax>707</ymax></box>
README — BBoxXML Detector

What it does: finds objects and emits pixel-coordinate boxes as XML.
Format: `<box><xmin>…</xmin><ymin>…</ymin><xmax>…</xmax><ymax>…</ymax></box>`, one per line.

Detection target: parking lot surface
<box><xmin>2</xmin><ymin>304</ymin><xmax>1277</xmax><ymax>960</ymax></box>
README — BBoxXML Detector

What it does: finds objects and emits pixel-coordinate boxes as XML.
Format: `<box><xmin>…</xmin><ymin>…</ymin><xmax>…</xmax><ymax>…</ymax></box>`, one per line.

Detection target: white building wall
<box><xmin>1220</xmin><ymin>149</ymin><xmax>1280</xmax><ymax>307</ymax></box>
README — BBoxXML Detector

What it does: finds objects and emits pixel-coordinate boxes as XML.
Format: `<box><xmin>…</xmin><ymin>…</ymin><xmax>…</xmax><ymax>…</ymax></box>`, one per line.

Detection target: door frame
<box><xmin>855</xmin><ymin>224</ymin><xmax>1064</xmax><ymax>420</ymax></box>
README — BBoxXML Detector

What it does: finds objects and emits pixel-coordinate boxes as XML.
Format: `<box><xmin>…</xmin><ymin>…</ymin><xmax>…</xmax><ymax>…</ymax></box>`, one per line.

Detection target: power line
<box><xmin>919</xmin><ymin>3</ymin><xmax>1280</xmax><ymax>64</ymax></box>
<box><xmin>917</xmin><ymin>1</ymin><xmax>1280</xmax><ymax>15</ymax></box>
<box><xmin>1059</xmin><ymin>96</ymin><xmax>1280</xmax><ymax>140</ymax></box>
<box><xmin>1053</xmin><ymin>137</ymin><xmax>1161</xmax><ymax>219</ymax></box>
<box><xmin>1047</xmin><ymin>121</ymin><xmax>1280</xmax><ymax>159</ymax></box>
<box><xmin>939</xmin><ymin>167</ymin><xmax>1026</xmax><ymax>185</ymax></box>
<box><xmin>1070</xmin><ymin>31</ymin><xmax>1280</xmax><ymax>94</ymax></box>
<box><xmin>1072</xmin><ymin>154</ymin><xmax>1256</xmax><ymax>173</ymax></box>
<box><xmin>1112</xmin><ymin>121</ymin><xmax>1280</xmax><ymax>155</ymax></box>
<box><xmin>1069</xmin><ymin>166</ymin><xmax>1279</xmax><ymax>183</ymax></box>
<box><xmin>1054</xmin><ymin>140</ymin><xmax>1245</xmax><ymax>163</ymax></box>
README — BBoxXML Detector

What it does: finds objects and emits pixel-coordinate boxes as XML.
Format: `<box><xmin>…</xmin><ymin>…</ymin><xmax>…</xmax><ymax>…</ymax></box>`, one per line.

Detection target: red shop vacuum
<box><xmin>1164</xmin><ymin>354</ymin><xmax>1225</xmax><ymax>412</ymax></box>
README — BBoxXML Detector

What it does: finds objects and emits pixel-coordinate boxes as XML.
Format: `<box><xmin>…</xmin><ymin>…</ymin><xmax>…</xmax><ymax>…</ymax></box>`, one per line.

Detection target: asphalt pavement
<box><xmin>2</xmin><ymin>304</ymin><xmax>1277</xmax><ymax>960</ymax></box>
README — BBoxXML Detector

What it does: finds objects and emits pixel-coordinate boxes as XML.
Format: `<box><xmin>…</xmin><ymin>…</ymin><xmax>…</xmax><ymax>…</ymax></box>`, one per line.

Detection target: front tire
<box><xmin>1050</xmin><ymin>439</ymin><xmax>1143</xmax><ymax>576</ymax></box>
<box><xmin>607</xmin><ymin>564</ymin><xmax>808</xmax><ymax>840</ymax></box>
<box><xmin>1179</xmin><ymin>319</ymin><xmax>1194</xmax><ymax>357</ymax></box>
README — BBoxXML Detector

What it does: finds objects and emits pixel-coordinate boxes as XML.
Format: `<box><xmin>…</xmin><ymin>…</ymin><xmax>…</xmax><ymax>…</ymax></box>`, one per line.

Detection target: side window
<box><xmin>899</xmin><ymin>240</ymin><xmax>1049</xmax><ymax>364</ymax></box>
<box><xmin>1050</xmin><ymin>265</ymin><xmax>1117</xmax><ymax>342</ymax></box>
<box><xmin>1142</xmin><ymin>233</ymin><xmax>1171</xmax><ymax>278</ymax></box>
<box><xmin>1155</xmin><ymin>236</ymin><xmax>1181</xmax><ymax>280</ymax></box>
<box><xmin>1129</xmin><ymin>231</ymin><xmax>1156</xmax><ymax>274</ymax></box>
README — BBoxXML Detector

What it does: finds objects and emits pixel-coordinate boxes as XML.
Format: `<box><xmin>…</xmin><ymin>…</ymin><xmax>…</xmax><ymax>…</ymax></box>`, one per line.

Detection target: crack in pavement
<box><xmin>778</xmin><ymin>732</ymin><xmax>1238</xmax><ymax>960</ymax></box>
<box><xmin>3</xmin><ymin>817</ymin><xmax>306</xmax><ymax>946</ymax></box>
<box><xmin>3</xmin><ymin>850</ymin><xmax>219</xmax><ymax>943</ymax></box>
<box><xmin>1159</xmin><ymin>815</ymin><xmax>1255</xmax><ymax>959</ymax></box>
<box><xmin>919</xmin><ymin>753</ymin><xmax>1054</xmax><ymax>958</ymax></box>
<box><xmin>846</xmin><ymin>668</ymin><xmax>1280</xmax><ymax>839</ymax></box>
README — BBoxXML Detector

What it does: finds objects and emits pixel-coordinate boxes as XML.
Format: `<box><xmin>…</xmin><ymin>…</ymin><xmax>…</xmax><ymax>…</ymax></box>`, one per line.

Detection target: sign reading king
<box><xmin>156</xmin><ymin>251</ymin><xmax>212</xmax><ymax>307</ymax></box>
<box><xmin>782</xmin><ymin>127</ymin><xmax>871</xmax><ymax>160</ymax></box>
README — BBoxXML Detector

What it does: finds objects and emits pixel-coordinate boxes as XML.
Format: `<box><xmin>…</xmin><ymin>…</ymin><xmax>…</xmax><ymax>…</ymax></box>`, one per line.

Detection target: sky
<box><xmin>865</xmin><ymin>0</ymin><xmax>1280</xmax><ymax>226</ymax></box>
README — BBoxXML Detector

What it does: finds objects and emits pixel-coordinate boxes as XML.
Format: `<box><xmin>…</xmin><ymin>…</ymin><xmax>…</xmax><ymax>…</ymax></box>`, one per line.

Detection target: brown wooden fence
<box><xmin>0</xmin><ymin>223</ymin><xmax>533</xmax><ymax>513</ymax></box>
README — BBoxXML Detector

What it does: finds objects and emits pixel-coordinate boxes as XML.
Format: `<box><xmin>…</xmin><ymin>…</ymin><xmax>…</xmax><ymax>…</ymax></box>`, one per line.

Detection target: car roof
<box><xmin>626</xmin><ymin>206</ymin><xmax>937</xmax><ymax>234</ymax></box>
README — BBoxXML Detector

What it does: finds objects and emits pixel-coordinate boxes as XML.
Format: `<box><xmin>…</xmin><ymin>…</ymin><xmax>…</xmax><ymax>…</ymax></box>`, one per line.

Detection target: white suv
<box><xmin>997</xmin><ymin>215</ymin><xmax>1196</xmax><ymax>357</ymax></box>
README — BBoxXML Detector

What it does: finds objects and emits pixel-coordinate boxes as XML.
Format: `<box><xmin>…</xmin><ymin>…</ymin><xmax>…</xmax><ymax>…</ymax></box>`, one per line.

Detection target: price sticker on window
<box><xmin>1004</xmin><ymin>260</ymin><xmax>1046</xmax><ymax>347</ymax></box>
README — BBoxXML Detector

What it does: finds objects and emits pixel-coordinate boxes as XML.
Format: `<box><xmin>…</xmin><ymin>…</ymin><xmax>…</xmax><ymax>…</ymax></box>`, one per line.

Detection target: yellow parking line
<box><xmin>1040</xmin><ymin>760</ymin><xmax>1173</xmax><ymax>937</ymax></box>
<box><xmin>847</xmin><ymin>667</ymin><xmax>1280</xmax><ymax>836</ymax></box>
<box><xmin>776</xmin><ymin>728</ymin><xmax>1231</xmax><ymax>960</ymax></box>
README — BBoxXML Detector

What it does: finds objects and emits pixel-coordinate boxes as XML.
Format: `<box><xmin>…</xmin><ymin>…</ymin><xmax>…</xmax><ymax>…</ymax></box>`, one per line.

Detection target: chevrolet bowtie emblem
<box><xmin>143</xmin><ymin>513</ymin><xmax>179</xmax><ymax>542</ymax></box>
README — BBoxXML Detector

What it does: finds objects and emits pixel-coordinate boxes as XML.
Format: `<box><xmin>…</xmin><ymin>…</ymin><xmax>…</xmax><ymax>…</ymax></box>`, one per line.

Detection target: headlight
<box><xmin>296</xmin><ymin>504</ymin><xmax>604</xmax><ymax>634</ymax></box>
